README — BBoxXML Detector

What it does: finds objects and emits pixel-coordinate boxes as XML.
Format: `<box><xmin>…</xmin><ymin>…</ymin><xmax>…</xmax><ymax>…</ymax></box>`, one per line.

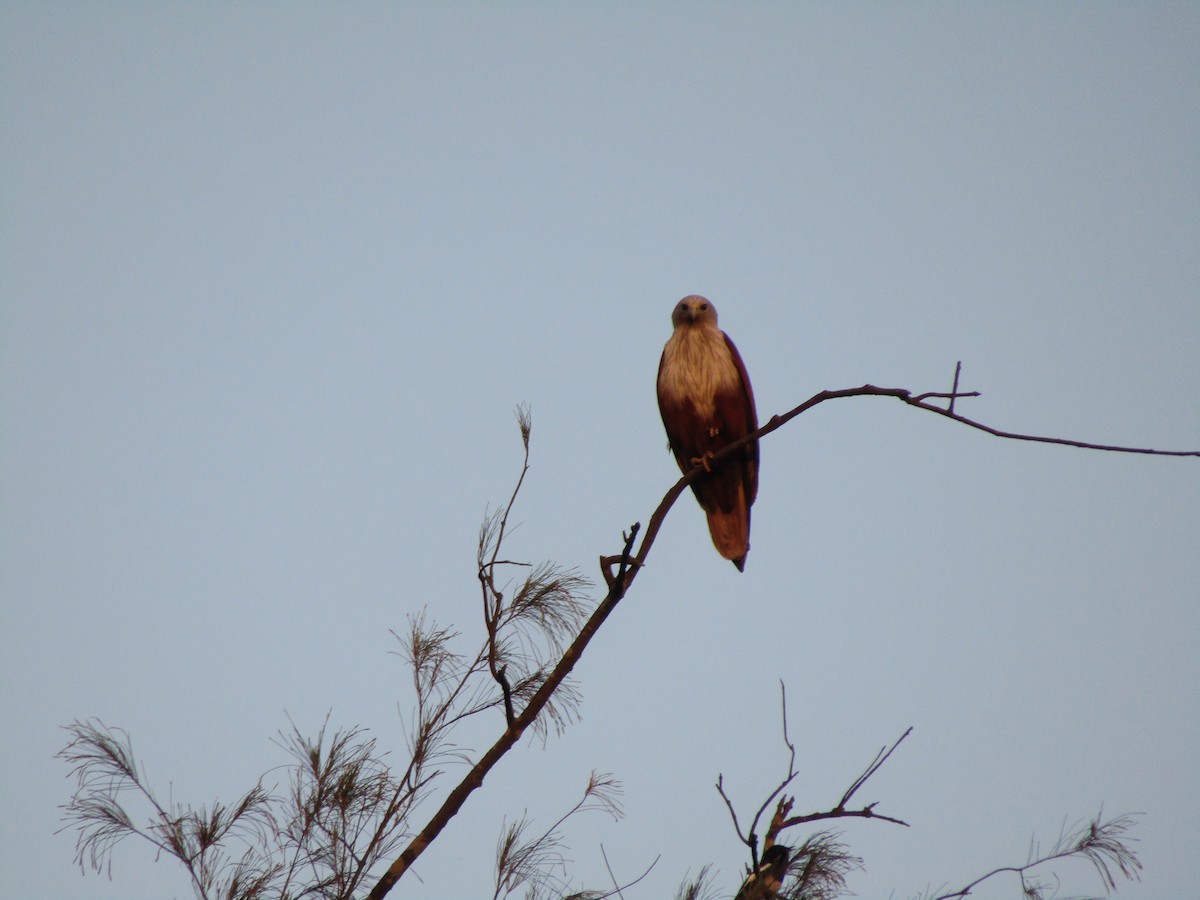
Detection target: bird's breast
<box><xmin>658</xmin><ymin>327</ymin><xmax>741</xmax><ymax>419</ymax></box>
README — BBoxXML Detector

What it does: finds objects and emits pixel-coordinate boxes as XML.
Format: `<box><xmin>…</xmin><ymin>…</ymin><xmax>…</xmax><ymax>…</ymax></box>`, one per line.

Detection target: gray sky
<box><xmin>2</xmin><ymin>4</ymin><xmax>1198</xmax><ymax>899</ymax></box>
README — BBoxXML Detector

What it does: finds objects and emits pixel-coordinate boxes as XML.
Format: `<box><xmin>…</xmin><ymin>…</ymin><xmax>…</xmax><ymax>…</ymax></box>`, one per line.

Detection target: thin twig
<box><xmin>719</xmin><ymin>717</ymin><xmax>911</xmax><ymax>875</ymax></box>
<box><xmin>599</xmin><ymin>846</ymin><xmax>659</xmax><ymax>900</ymax></box>
<box><xmin>840</xmin><ymin>727</ymin><xmax>913</xmax><ymax>810</ymax></box>
<box><xmin>727</xmin><ymin>383</ymin><xmax>1199</xmax><ymax>465</ymax></box>
<box><xmin>600</xmin><ymin>844</ymin><xmax>626</xmax><ymax>900</ymax></box>
<box><xmin>746</xmin><ymin>682</ymin><xmax>799</xmax><ymax>856</ymax></box>
<box><xmin>779</xmin><ymin>681</ymin><xmax>796</xmax><ymax>774</ymax></box>
<box><xmin>716</xmin><ymin>775</ymin><xmax>749</xmax><ymax>847</ymax></box>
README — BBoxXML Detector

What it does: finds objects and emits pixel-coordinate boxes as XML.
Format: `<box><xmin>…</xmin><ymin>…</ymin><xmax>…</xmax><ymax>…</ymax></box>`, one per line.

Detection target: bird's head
<box><xmin>671</xmin><ymin>295</ymin><xmax>718</xmax><ymax>329</ymax></box>
<box><xmin>759</xmin><ymin>845</ymin><xmax>792</xmax><ymax>871</ymax></box>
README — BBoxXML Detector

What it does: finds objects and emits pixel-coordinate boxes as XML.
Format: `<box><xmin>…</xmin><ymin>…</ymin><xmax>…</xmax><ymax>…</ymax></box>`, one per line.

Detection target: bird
<box><xmin>656</xmin><ymin>295</ymin><xmax>759</xmax><ymax>570</ymax></box>
<box><xmin>734</xmin><ymin>844</ymin><xmax>792</xmax><ymax>900</ymax></box>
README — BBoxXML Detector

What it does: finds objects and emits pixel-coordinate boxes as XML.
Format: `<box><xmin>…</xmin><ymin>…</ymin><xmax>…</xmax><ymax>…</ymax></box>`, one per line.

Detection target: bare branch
<box><xmin>742</xmin><ymin>683</ymin><xmax>801</xmax><ymax>865</ymax></box>
<box><xmin>715</xmin><ymin>696</ymin><xmax>909</xmax><ymax>900</ymax></box>
<box><xmin>717</xmin><ymin>701</ymin><xmax>910</xmax><ymax>882</ymax></box>
<box><xmin>780</xmin><ymin>804</ymin><xmax>910</xmax><ymax>830</ymax></box>
<box><xmin>734</xmin><ymin>373</ymin><xmax>1200</xmax><ymax>461</ymax></box>
<box><xmin>596</xmin><ymin>843</ymin><xmax>660</xmax><ymax>900</ymax></box>
<box><xmin>839</xmin><ymin>727</ymin><xmax>913</xmax><ymax>811</ymax></box>
<box><xmin>600</xmin><ymin>844</ymin><xmax>625</xmax><ymax>900</ymax></box>
<box><xmin>600</xmin><ymin>523</ymin><xmax>641</xmax><ymax>595</ymax></box>
<box><xmin>716</xmin><ymin>774</ymin><xmax>749</xmax><ymax>848</ymax></box>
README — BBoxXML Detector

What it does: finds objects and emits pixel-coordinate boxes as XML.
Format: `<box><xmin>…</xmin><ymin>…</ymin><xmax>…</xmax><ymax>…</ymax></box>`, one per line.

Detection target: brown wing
<box><xmin>721</xmin><ymin>331</ymin><xmax>759</xmax><ymax>506</ymax></box>
<box><xmin>701</xmin><ymin>334</ymin><xmax>758</xmax><ymax>568</ymax></box>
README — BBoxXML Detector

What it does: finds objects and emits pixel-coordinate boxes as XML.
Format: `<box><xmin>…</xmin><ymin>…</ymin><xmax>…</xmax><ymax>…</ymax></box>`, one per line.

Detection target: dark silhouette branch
<box><xmin>727</xmin><ymin>682</ymin><xmax>802</xmax><ymax>869</ymax></box>
<box><xmin>716</xmin><ymin>774</ymin><xmax>749</xmax><ymax>848</ymax></box>
<box><xmin>731</xmin><ymin>365</ymin><xmax>1200</xmax><ymax>460</ymax></box>
<box><xmin>838</xmin><ymin>727</ymin><xmax>912</xmax><ymax>811</ymax></box>
<box><xmin>599</xmin><ymin>843</ymin><xmax>659</xmax><ymax>900</ymax></box>
<box><xmin>780</xmin><ymin>804</ymin><xmax>909</xmax><ymax>830</ymax></box>
<box><xmin>770</xmin><ymin>729</ymin><xmax>913</xmax><ymax>832</ymax></box>
<box><xmin>716</xmin><ymin>710</ymin><xmax>910</xmax><ymax>877</ymax></box>
<box><xmin>746</xmin><ymin>683</ymin><xmax>800</xmax><ymax>860</ymax></box>
<box><xmin>599</xmin><ymin>523</ymin><xmax>640</xmax><ymax>596</ymax></box>
<box><xmin>718</xmin><ymin>717</ymin><xmax>910</xmax><ymax>900</ymax></box>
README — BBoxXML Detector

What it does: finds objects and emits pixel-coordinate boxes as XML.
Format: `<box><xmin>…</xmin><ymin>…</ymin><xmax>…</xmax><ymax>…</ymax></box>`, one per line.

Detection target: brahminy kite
<box><xmin>656</xmin><ymin>295</ymin><xmax>759</xmax><ymax>571</ymax></box>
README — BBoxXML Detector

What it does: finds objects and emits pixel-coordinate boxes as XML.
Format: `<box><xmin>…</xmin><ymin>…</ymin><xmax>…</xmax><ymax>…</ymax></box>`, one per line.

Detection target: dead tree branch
<box><xmin>745</xmin><ymin>365</ymin><xmax>1200</xmax><ymax>459</ymax></box>
<box><xmin>717</xmin><ymin>704</ymin><xmax>910</xmax><ymax>866</ymax></box>
<box><xmin>713</xmin><ymin>688</ymin><xmax>910</xmax><ymax>900</ymax></box>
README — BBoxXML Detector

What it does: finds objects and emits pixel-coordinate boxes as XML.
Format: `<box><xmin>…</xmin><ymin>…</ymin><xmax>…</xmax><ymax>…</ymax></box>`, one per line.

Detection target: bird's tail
<box><xmin>706</xmin><ymin>506</ymin><xmax>750</xmax><ymax>572</ymax></box>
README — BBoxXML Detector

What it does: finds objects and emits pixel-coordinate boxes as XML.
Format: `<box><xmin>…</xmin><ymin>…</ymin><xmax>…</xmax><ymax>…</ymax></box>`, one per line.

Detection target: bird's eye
<box><xmin>700</xmin><ymin>303</ymin><xmax>709</xmax><ymax>311</ymax></box>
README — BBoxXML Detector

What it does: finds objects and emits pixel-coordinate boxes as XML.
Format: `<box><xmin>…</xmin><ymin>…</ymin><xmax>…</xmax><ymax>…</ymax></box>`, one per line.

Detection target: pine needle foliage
<box><xmin>492</xmin><ymin>770</ymin><xmax>622</xmax><ymax>900</ymax></box>
<box><xmin>56</xmin><ymin>413</ymin><xmax>599</xmax><ymax>900</ymax></box>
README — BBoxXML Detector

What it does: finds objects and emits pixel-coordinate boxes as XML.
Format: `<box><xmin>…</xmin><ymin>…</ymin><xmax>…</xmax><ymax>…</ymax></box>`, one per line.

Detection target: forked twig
<box><xmin>717</xmin><ymin>695</ymin><xmax>911</xmax><ymax>871</ymax></box>
<box><xmin>838</xmin><ymin>727</ymin><xmax>912</xmax><ymax>811</ymax></box>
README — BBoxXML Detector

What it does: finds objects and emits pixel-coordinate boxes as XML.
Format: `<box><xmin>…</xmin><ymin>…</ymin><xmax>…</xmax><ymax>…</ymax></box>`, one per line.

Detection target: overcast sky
<box><xmin>2</xmin><ymin>4</ymin><xmax>1198</xmax><ymax>899</ymax></box>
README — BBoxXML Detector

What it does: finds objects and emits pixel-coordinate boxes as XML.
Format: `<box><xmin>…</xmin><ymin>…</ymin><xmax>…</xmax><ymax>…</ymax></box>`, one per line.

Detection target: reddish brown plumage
<box><xmin>657</xmin><ymin>296</ymin><xmax>758</xmax><ymax>570</ymax></box>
